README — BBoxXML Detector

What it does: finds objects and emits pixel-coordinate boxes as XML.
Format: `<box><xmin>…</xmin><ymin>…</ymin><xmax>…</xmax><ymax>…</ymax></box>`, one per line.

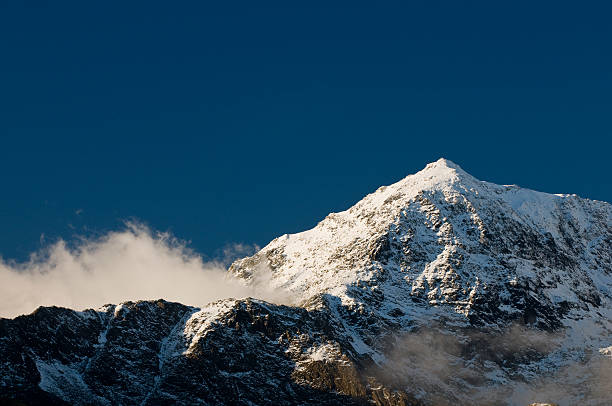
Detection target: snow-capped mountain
<box><xmin>2</xmin><ymin>159</ymin><xmax>611</xmax><ymax>405</ymax></box>
<box><xmin>232</xmin><ymin>158</ymin><xmax>610</xmax><ymax>327</ymax></box>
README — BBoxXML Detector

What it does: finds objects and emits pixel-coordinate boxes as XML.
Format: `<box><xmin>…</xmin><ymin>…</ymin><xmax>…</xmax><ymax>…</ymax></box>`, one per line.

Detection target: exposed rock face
<box><xmin>1</xmin><ymin>159</ymin><xmax>611</xmax><ymax>405</ymax></box>
<box><xmin>1</xmin><ymin>299</ymin><xmax>420</xmax><ymax>406</ymax></box>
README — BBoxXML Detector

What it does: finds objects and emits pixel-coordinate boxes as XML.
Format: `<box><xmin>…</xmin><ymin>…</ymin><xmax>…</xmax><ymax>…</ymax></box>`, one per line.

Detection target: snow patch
<box><xmin>36</xmin><ymin>359</ymin><xmax>101</xmax><ymax>403</ymax></box>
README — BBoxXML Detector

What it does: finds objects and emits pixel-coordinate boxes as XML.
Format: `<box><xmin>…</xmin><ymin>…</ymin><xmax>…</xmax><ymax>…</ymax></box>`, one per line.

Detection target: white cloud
<box><xmin>0</xmin><ymin>223</ymin><xmax>282</xmax><ymax>318</ymax></box>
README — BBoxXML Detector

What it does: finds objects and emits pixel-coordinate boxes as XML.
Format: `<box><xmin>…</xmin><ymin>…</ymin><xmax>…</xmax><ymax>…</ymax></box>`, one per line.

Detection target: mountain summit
<box><xmin>231</xmin><ymin>158</ymin><xmax>610</xmax><ymax>329</ymax></box>
<box><xmin>2</xmin><ymin>160</ymin><xmax>611</xmax><ymax>405</ymax></box>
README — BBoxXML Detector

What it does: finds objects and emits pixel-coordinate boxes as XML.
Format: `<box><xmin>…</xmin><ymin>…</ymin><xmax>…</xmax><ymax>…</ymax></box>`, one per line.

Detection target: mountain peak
<box><xmin>230</xmin><ymin>159</ymin><xmax>611</xmax><ymax>330</ymax></box>
<box><xmin>388</xmin><ymin>158</ymin><xmax>477</xmax><ymax>197</ymax></box>
<box><xmin>425</xmin><ymin>157</ymin><xmax>462</xmax><ymax>170</ymax></box>
<box><xmin>416</xmin><ymin>158</ymin><xmax>471</xmax><ymax>180</ymax></box>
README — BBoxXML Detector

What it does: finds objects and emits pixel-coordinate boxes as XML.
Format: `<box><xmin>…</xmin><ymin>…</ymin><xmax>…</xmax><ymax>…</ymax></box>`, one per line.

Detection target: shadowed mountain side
<box><xmin>0</xmin><ymin>299</ymin><xmax>422</xmax><ymax>406</ymax></box>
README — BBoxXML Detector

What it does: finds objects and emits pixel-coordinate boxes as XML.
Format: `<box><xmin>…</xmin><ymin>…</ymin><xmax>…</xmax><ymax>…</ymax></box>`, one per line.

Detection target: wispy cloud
<box><xmin>0</xmin><ymin>223</ymin><xmax>283</xmax><ymax>318</ymax></box>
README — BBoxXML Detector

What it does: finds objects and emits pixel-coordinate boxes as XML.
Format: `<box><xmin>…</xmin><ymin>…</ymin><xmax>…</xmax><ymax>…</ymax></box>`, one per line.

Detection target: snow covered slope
<box><xmin>232</xmin><ymin>159</ymin><xmax>611</xmax><ymax>326</ymax></box>
<box><xmin>2</xmin><ymin>159</ymin><xmax>611</xmax><ymax>406</ymax></box>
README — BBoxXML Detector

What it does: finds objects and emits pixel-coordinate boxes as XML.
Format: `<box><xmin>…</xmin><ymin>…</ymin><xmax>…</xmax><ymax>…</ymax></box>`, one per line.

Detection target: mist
<box><xmin>0</xmin><ymin>223</ymin><xmax>285</xmax><ymax>318</ymax></box>
<box><xmin>372</xmin><ymin>323</ymin><xmax>612</xmax><ymax>406</ymax></box>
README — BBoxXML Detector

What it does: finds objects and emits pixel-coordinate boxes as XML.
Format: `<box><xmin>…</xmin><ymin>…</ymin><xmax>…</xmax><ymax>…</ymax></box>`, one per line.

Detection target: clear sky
<box><xmin>1</xmin><ymin>2</ymin><xmax>610</xmax><ymax>261</ymax></box>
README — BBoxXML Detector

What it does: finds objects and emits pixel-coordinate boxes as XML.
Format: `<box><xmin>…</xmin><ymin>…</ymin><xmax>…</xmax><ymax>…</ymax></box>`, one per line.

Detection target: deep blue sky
<box><xmin>1</xmin><ymin>2</ymin><xmax>611</xmax><ymax>261</ymax></box>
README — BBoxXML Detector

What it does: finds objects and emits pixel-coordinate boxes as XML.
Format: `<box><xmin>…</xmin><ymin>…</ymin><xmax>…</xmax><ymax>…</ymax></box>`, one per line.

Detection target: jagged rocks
<box><xmin>0</xmin><ymin>298</ymin><xmax>425</xmax><ymax>406</ymax></box>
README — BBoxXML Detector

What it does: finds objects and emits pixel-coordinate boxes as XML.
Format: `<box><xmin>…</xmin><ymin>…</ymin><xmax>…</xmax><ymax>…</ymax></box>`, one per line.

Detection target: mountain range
<box><xmin>2</xmin><ymin>159</ymin><xmax>611</xmax><ymax>405</ymax></box>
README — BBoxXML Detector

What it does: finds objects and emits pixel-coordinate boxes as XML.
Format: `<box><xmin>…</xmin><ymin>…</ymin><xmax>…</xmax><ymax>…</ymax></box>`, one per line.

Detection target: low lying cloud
<box><xmin>371</xmin><ymin>323</ymin><xmax>612</xmax><ymax>406</ymax></box>
<box><xmin>0</xmin><ymin>223</ymin><xmax>284</xmax><ymax>318</ymax></box>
